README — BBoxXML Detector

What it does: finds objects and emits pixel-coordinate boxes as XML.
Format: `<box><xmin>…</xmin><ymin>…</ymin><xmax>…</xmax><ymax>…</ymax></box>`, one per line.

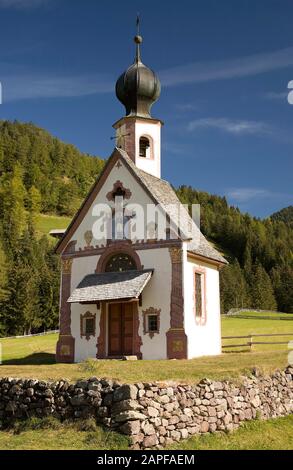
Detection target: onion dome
<box><xmin>115</xmin><ymin>34</ymin><xmax>161</xmax><ymax>118</ymax></box>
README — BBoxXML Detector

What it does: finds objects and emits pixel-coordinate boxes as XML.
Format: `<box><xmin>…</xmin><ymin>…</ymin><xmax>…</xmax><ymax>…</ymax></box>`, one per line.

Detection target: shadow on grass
<box><xmin>2</xmin><ymin>352</ymin><xmax>56</xmax><ymax>365</ymax></box>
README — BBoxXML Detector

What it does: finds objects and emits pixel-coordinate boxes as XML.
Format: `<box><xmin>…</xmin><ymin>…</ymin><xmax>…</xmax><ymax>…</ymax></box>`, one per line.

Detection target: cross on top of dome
<box><xmin>115</xmin><ymin>16</ymin><xmax>161</xmax><ymax>119</ymax></box>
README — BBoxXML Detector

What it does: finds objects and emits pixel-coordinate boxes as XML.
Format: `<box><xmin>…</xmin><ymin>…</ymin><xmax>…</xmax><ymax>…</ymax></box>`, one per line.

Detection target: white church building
<box><xmin>55</xmin><ymin>31</ymin><xmax>227</xmax><ymax>363</ymax></box>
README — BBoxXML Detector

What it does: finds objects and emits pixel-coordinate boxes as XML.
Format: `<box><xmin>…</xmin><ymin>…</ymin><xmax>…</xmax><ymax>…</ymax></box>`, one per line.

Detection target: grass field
<box><xmin>0</xmin><ymin>415</ymin><xmax>292</xmax><ymax>450</ymax></box>
<box><xmin>0</xmin><ymin>313</ymin><xmax>291</xmax><ymax>383</ymax></box>
<box><xmin>35</xmin><ymin>213</ymin><xmax>71</xmax><ymax>240</ymax></box>
<box><xmin>169</xmin><ymin>415</ymin><xmax>293</xmax><ymax>450</ymax></box>
<box><xmin>222</xmin><ymin>314</ymin><xmax>293</xmax><ymax>352</ymax></box>
<box><xmin>0</xmin><ymin>315</ymin><xmax>292</xmax><ymax>451</ymax></box>
<box><xmin>0</xmin><ymin>417</ymin><xmax>129</xmax><ymax>450</ymax></box>
<box><xmin>228</xmin><ymin>310</ymin><xmax>293</xmax><ymax>319</ymax></box>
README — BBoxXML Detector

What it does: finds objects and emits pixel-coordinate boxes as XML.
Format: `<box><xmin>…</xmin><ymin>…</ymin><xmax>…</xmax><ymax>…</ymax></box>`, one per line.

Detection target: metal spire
<box><xmin>134</xmin><ymin>13</ymin><xmax>142</xmax><ymax>63</ymax></box>
<box><xmin>136</xmin><ymin>13</ymin><xmax>140</xmax><ymax>35</ymax></box>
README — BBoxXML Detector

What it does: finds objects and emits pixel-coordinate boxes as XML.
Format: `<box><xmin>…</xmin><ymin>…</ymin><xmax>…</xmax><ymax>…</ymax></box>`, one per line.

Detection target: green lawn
<box><xmin>228</xmin><ymin>310</ymin><xmax>293</xmax><ymax>319</ymax></box>
<box><xmin>0</xmin><ymin>313</ymin><xmax>292</xmax><ymax>383</ymax></box>
<box><xmin>222</xmin><ymin>315</ymin><xmax>293</xmax><ymax>352</ymax></box>
<box><xmin>169</xmin><ymin>415</ymin><xmax>293</xmax><ymax>450</ymax></box>
<box><xmin>0</xmin><ymin>333</ymin><xmax>57</xmax><ymax>364</ymax></box>
<box><xmin>35</xmin><ymin>213</ymin><xmax>71</xmax><ymax>240</ymax></box>
<box><xmin>0</xmin><ymin>415</ymin><xmax>292</xmax><ymax>450</ymax></box>
<box><xmin>0</xmin><ymin>316</ymin><xmax>292</xmax><ymax>451</ymax></box>
<box><xmin>0</xmin><ymin>418</ymin><xmax>129</xmax><ymax>450</ymax></box>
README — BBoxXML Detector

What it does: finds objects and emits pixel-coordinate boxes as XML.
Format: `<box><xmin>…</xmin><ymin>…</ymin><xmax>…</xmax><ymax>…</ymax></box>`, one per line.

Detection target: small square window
<box><xmin>148</xmin><ymin>315</ymin><xmax>158</xmax><ymax>332</ymax></box>
<box><xmin>85</xmin><ymin>318</ymin><xmax>95</xmax><ymax>335</ymax></box>
<box><xmin>80</xmin><ymin>312</ymin><xmax>96</xmax><ymax>340</ymax></box>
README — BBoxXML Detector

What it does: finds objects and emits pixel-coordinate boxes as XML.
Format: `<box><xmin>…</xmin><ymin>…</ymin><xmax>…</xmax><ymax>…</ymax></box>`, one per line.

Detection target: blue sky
<box><xmin>0</xmin><ymin>0</ymin><xmax>292</xmax><ymax>218</ymax></box>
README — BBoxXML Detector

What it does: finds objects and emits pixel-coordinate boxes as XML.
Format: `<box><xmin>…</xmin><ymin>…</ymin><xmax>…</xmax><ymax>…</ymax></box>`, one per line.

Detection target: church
<box><xmin>55</xmin><ymin>30</ymin><xmax>227</xmax><ymax>363</ymax></box>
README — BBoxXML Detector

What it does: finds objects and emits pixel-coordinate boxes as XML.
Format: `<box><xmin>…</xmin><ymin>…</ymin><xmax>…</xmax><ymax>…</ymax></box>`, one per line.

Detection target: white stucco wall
<box><xmin>71</xmin><ymin>303</ymin><xmax>101</xmax><ymax>363</ymax></box>
<box><xmin>183</xmin><ymin>245</ymin><xmax>222</xmax><ymax>358</ymax></box>
<box><xmin>134</xmin><ymin>121</ymin><xmax>161</xmax><ymax>178</ymax></box>
<box><xmin>137</xmin><ymin>248</ymin><xmax>172</xmax><ymax>360</ymax></box>
<box><xmin>70</xmin><ymin>256</ymin><xmax>101</xmax><ymax>362</ymax></box>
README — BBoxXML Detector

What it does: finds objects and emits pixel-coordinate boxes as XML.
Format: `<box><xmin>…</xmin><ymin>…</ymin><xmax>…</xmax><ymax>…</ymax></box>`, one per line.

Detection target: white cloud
<box><xmin>160</xmin><ymin>46</ymin><xmax>293</xmax><ymax>87</ymax></box>
<box><xmin>0</xmin><ymin>0</ymin><xmax>48</xmax><ymax>8</ymax></box>
<box><xmin>263</xmin><ymin>91</ymin><xmax>288</xmax><ymax>101</ymax></box>
<box><xmin>187</xmin><ymin>118</ymin><xmax>270</xmax><ymax>136</ymax></box>
<box><xmin>175</xmin><ymin>103</ymin><xmax>199</xmax><ymax>112</ymax></box>
<box><xmin>1</xmin><ymin>73</ymin><xmax>114</xmax><ymax>101</ymax></box>
<box><xmin>227</xmin><ymin>188</ymin><xmax>272</xmax><ymax>203</ymax></box>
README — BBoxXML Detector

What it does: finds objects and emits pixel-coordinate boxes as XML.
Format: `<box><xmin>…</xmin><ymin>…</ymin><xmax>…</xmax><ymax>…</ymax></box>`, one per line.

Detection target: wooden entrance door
<box><xmin>108</xmin><ymin>303</ymin><xmax>133</xmax><ymax>356</ymax></box>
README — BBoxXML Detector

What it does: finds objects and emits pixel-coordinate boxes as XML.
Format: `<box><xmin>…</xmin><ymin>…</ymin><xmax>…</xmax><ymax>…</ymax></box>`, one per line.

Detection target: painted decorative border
<box><xmin>166</xmin><ymin>246</ymin><xmax>187</xmax><ymax>359</ymax></box>
<box><xmin>56</xmin><ymin>257</ymin><xmax>75</xmax><ymax>363</ymax></box>
<box><xmin>106</xmin><ymin>180</ymin><xmax>132</xmax><ymax>201</ymax></box>
<box><xmin>80</xmin><ymin>311</ymin><xmax>96</xmax><ymax>340</ymax></box>
<box><xmin>84</xmin><ymin>230</ymin><xmax>93</xmax><ymax>248</ymax></box>
<box><xmin>142</xmin><ymin>307</ymin><xmax>161</xmax><ymax>338</ymax></box>
<box><xmin>96</xmin><ymin>303</ymin><xmax>106</xmax><ymax>358</ymax></box>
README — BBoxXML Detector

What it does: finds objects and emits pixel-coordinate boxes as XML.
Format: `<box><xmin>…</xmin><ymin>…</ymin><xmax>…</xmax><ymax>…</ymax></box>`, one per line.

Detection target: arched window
<box><xmin>105</xmin><ymin>253</ymin><xmax>137</xmax><ymax>272</ymax></box>
<box><xmin>139</xmin><ymin>136</ymin><xmax>151</xmax><ymax>158</ymax></box>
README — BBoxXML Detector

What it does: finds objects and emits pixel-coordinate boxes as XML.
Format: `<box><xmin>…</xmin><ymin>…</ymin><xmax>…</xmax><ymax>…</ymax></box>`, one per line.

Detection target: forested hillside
<box><xmin>0</xmin><ymin>121</ymin><xmax>104</xmax><ymax>216</ymax></box>
<box><xmin>271</xmin><ymin>206</ymin><xmax>293</xmax><ymax>226</ymax></box>
<box><xmin>0</xmin><ymin>121</ymin><xmax>292</xmax><ymax>336</ymax></box>
<box><xmin>0</xmin><ymin>121</ymin><xmax>104</xmax><ymax>336</ymax></box>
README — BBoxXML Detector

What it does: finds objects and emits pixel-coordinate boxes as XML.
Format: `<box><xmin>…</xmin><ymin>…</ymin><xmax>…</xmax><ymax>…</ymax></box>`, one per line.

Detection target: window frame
<box><xmin>193</xmin><ymin>268</ymin><xmax>207</xmax><ymax>325</ymax></box>
<box><xmin>104</xmin><ymin>252</ymin><xmax>137</xmax><ymax>273</ymax></box>
<box><xmin>143</xmin><ymin>307</ymin><xmax>161</xmax><ymax>338</ymax></box>
<box><xmin>148</xmin><ymin>314</ymin><xmax>158</xmax><ymax>333</ymax></box>
<box><xmin>80</xmin><ymin>311</ymin><xmax>96</xmax><ymax>340</ymax></box>
<box><xmin>138</xmin><ymin>135</ymin><xmax>153</xmax><ymax>159</ymax></box>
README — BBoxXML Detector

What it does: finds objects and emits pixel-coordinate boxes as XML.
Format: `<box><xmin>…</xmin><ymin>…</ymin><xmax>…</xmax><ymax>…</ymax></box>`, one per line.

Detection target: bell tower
<box><xmin>113</xmin><ymin>20</ymin><xmax>163</xmax><ymax>178</ymax></box>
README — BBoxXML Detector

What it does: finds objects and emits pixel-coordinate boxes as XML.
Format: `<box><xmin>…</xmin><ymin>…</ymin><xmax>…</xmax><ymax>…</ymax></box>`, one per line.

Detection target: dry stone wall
<box><xmin>0</xmin><ymin>367</ymin><xmax>292</xmax><ymax>449</ymax></box>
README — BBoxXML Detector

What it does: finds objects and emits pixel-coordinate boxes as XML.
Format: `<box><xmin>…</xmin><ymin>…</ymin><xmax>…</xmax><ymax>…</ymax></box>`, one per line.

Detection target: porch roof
<box><xmin>68</xmin><ymin>269</ymin><xmax>153</xmax><ymax>303</ymax></box>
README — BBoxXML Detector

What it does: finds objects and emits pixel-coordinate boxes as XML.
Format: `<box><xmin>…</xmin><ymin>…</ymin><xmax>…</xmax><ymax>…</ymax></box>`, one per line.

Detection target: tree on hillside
<box><xmin>2</xmin><ymin>230</ymin><xmax>42</xmax><ymax>335</ymax></box>
<box><xmin>220</xmin><ymin>260</ymin><xmax>250</xmax><ymax>313</ymax></box>
<box><xmin>0</xmin><ymin>235</ymin><xmax>8</xmax><ymax>303</ymax></box>
<box><xmin>0</xmin><ymin>163</ymin><xmax>26</xmax><ymax>251</ymax></box>
<box><xmin>250</xmin><ymin>262</ymin><xmax>277</xmax><ymax>311</ymax></box>
<box><xmin>0</xmin><ymin>120</ymin><xmax>104</xmax><ymax>217</ymax></box>
<box><xmin>271</xmin><ymin>265</ymin><xmax>293</xmax><ymax>313</ymax></box>
<box><xmin>27</xmin><ymin>185</ymin><xmax>42</xmax><ymax>233</ymax></box>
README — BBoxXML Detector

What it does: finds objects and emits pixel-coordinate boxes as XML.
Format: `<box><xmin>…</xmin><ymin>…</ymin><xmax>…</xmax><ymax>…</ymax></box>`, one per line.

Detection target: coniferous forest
<box><xmin>0</xmin><ymin>120</ymin><xmax>292</xmax><ymax>336</ymax></box>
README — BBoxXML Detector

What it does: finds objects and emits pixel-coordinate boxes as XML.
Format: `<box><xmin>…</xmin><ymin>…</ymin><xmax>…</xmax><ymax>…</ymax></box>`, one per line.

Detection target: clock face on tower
<box><xmin>116</xmin><ymin>127</ymin><xmax>125</xmax><ymax>149</ymax></box>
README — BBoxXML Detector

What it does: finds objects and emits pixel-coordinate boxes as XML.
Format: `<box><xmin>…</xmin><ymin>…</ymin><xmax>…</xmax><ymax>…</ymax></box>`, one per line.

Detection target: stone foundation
<box><xmin>0</xmin><ymin>367</ymin><xmax>292</xmax><ymax>449</ymax></box>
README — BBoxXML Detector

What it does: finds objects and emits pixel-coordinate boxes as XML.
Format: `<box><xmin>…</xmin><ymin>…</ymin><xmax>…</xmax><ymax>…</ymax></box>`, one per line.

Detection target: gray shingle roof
<box><xmin>118</xmin><ymin>149</ymin><xmax>227</xmax><ymax>264</ymax></box>
<box><xmin>68</xmin><ymin>269</ymin><xmax>153</xmax><ymax>303</ymax></box>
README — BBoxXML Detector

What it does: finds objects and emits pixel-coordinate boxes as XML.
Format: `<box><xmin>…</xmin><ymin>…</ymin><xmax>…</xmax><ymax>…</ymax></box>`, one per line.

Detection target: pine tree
<box><xmin>1</xmin><ymin>163</ymin><xmax>26</xmax><ymax>251</ymax></box>
<box><xmin>27</xmin><ymin>185</ymin><xmax>42</xmax><ymax>234</ymax></box>
<box><xmin>0</xmin><ymin>237</ymin><xmax>8</xmax><ymax>302</ymax></box>
<box><xmin>220</xmin><ymin>260</ymin><xmax>250</xmax><ymax>313</ymax></box>
<box><xmin>271</xmin><ymin>265</ymin><xmax>293</xmax><ymax>313</ymax></box>
<box><xmin>251</xmin><ymin>262</ymin><xmax>277</xmax><ymax>311</ymax></box>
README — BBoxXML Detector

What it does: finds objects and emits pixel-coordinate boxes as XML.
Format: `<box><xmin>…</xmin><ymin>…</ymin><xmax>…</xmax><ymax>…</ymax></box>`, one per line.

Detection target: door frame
<box><xmin>96</xmin><ymin>299</ymin><xmax>142</xmax><ymax>359</ymax></box>
<box><xmin>108</xmin><ymin>302</ymin><xmax>134</xmax><ymax>357</ymax></box>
